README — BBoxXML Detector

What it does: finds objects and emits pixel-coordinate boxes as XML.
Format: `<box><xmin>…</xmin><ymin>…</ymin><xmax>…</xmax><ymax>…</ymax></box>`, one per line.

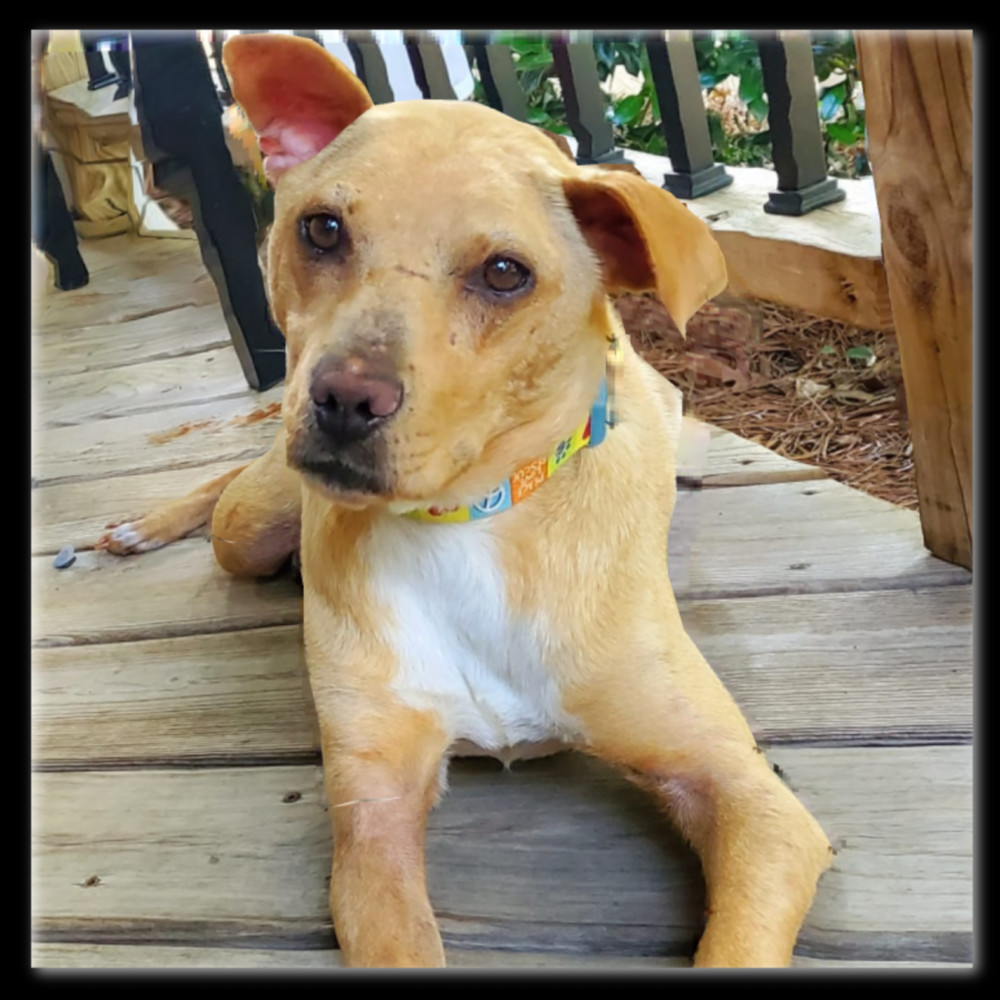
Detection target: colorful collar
<box><xmin>404</xmin><ymin>338</ymin><xmax>622</xmax><ymax>523</ymax></box>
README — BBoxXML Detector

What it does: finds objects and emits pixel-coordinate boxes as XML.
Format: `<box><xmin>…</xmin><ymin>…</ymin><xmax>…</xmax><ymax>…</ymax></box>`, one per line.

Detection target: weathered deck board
<box><xmin>29</xmin><ymin>422</ymin><xmax>773</xmax><ymax>554</ymax></box>
<box><xmin>33</xmin><ymin>539</ymin><xmax>302</xmax><ymax>648</ymax></box>
<box><xmin>683</xmin><ymin>477</ymin><xmax>970</xmax><ymax>597</ymax></box>
<box><xmin>31</xmin><ymin>390</ymin><xmax>283</xmax><ymax>488</ymax></box>
<box><xmin>32</xmin><ymin>460</ymin><xmax>250</xmax><ymax>555</ymax></box>
<box><xmin>35</xmin><ymin>349</ymin><xmax>262</xmax><ymax>429</ymax></box>
<box><xmin>33</xmin><ymin>235</ymin><xmax>218</xmax><ymax>335</ymax></box>
<box><xmin>31</xmin><ymin>942</ymin><xmax>971</xmax><ymax>969</ymax></box>
<box><xmin>33</xmin><ymin>271</ymin><xmax>221</xmax><ymax>336</ymax></box>
<box><xmin>31</xmin><ymin>747</ymin><xmax>972</xmax><ymax>962</ymax></box>
<box><xmin>30</xmin><ymin>303</ymin><xmax>234</xmax><ymax>381</ymax></box>
<box><xmin>698</xmin><ymin>424</ymin><xmax>827</xmax><ymax>487</ymax></box>
<box><xmin>32</xmin><ymin>585</ymin><xmax>971</xmax><ymax>768</ymax></box>
<box><xmin>31</xmin><ymin>473</ymin><xmax>969</xmax><ymax>648</ymax></box>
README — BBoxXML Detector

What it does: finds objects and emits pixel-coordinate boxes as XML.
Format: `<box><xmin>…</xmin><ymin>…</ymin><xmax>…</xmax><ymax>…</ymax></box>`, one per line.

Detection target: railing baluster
<box><xmin>405</xmin><ymin>35</ymin><xmax>458</xmax><ymax>100</ymax></box>
<box><xmin>757</xmin><ymin>31</ymin><xmax>845</xmax><ymax>215</ymax></box>
<box><xmin>550</xmin><ymin>38</ymin><xmax>628</xmax><ymax>165</ymax></box>
<box><xmin>466</xmin><ymin>39</ymin><xmax>529</xmax><ymax>121</ymax></box>
<box><xmin>645</xmin><ymin>32</ymin><xmax>733</xmax><ymax>198</ymax></box>
<box><xmin>345</xmin><ymin>33</ymin><xmax>396</xmax><ymax>104</ymax></box>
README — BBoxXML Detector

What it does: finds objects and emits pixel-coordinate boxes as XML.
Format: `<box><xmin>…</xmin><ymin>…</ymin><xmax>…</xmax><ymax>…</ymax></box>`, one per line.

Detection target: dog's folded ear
<box><xmin>563</xmin><ymin>170</ymin><xmax>728</xmax><ymax>335</ymax></box>
<box><xmin>222</xmin><ymin>34</ymin><xmax>373</xmax><ymax>185</ymax></box>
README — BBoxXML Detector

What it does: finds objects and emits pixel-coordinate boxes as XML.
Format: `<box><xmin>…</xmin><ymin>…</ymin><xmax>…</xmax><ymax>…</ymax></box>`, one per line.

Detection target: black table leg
<box><xmin>131</xmin><ymin>31</ymin><xmax>285</xmax><ymax>390</ymax></box>
<box><xmin>33</xmin><ymin>139</ymin><xmax>89</xmax><ymax>291</ymax></box>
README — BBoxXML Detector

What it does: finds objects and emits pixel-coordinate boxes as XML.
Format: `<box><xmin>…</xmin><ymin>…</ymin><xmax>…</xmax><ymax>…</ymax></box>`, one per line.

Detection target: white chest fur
<box><xmin>366</xmin><ymin>517</ymin><xmax>579</xmax><ymax>758</ymax></box>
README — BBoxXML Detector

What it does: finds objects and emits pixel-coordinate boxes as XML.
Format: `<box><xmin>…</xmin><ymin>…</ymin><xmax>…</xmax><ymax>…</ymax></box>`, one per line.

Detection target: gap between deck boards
<box><xmin>30</xmin><ymin>922</ymin><xmax>973</xmax><ymax>965</ymax></box>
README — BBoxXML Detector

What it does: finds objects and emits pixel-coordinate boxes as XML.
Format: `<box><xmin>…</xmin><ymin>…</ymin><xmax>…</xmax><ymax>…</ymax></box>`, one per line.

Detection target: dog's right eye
<box><xmin>301</xmin><ymin>214</ymin><xmax>343</xmax><ymax>253</ymax></box>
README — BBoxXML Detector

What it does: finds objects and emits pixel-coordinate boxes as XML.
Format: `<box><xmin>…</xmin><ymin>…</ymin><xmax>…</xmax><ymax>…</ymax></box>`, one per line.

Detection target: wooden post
<box><xmin>855</xmin><ymin>31</ymin><xmax>972</xmax><ymax>569</ymax></box>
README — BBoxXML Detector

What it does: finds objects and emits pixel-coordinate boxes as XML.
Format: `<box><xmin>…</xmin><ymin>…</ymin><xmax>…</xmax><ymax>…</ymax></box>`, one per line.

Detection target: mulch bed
<box><xmin>615</xmin><ymin>293</ymin><xmax>917</xmax><ymax>510</ymax></box>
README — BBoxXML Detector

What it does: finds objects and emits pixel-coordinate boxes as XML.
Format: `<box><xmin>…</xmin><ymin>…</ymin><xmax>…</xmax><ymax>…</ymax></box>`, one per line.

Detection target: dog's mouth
<box><xmin>297</xmin><ymin>456</ymin><xmax>386</xmax><ymax>497</ymax></box>
<box><xmin>288</xmin><ymin>426</ymin><xmax>393</xmax><ymax>504</ymax></box>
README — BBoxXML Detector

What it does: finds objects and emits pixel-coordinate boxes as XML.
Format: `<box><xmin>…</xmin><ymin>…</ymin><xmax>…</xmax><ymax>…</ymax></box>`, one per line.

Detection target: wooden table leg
<box><xmin>855</xmin><ymin>31</ymin><xmax>973</xmax><ymax>569</ymax></box>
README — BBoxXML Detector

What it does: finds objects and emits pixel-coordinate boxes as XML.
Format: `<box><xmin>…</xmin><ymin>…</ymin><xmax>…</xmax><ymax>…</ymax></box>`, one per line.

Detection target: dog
<box><xmin>98</xmin><ymin>33</ymin><xmax>833</xmax><ymax>967</ymax></box>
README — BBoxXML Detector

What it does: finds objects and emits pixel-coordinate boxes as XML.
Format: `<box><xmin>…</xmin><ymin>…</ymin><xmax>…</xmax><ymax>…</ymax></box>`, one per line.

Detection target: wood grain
<box><xmin>682</xmin><ymin>477</ymin><xmax>970</xmax><ymax>598</ymax></box>
<box><xmin>30</xmin><ymin>942</ymin><xmax>972</xmax><ymax>970</ymax></box>
<box><xmin>32</xmin><ymin>460</ymin><xmax>252</xmax><ymax>555</ymax></box>
<box><xmin>31</xmin><ymin>390</ymin><xmax>283</xmax><ymax>488</ymax></box>
<box><xmin>590</xmin><ymin>144</ymin><xmax>892</xmax><ymax>330</ymax></box>
<box><xmin>31</xmin><ymin>475</ymin><xmax>969</xmax><ymax>648</ymax></box>
<box><xmin>36</xmin><ymin>349</ymin><xmax>257</xmax><ymax>429</ymax></box>
<box><xmin>30</xmin><ymin>747</ymin><xmax>972</xmax><ymax>960</ymax></box>
<box><xmin>855</xmin><ymin>31</ymin><xmax>973</xmax><ymax>568</ymax></box>
<box><xmin>32</xmin><ymin>538</ymin><xmax>302</xmax><ymax>648</ymax></box>
<box><xmin>31</xmin><ymin>304</ymin><xmax>233</xmax><ymax>380</ymax></box>
<box><xmin>31</xmin><ymin>586</ymin><xmax>970</xmax><ymax>768</ymax></box>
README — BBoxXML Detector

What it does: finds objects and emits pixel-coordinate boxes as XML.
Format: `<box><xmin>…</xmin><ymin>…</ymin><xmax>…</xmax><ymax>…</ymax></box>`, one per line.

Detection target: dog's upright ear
<box><xmin>222</xmin><ymin>34</ymin><xmax>373</xmax><ymax>184</ymax></box>
<box><xmin>563</xmin><ymin>170</ymin><xmax>728</xmax><ymax>334</ymax></box>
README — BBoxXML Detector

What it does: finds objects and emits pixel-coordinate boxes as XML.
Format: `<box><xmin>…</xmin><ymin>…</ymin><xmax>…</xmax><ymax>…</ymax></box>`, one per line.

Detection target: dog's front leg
<box><xmin>312</xmin><ymin>682</ymin><xmax>451</xmax><ymax>968</ymax></box>
<box><xmin>567</xmin><ymin>609</ymin><xmax>833</xmax><ymax>967</ymax></box>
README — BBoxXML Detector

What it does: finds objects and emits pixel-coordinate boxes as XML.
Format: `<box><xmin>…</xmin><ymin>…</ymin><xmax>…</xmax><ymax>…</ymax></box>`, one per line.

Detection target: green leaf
<box><xmin>846</xmin><ymin>345</ymin><xmax>875</xmax><ymax>362</ymax></box>
<box><xmin>611</xmin><ymin>94</ymin><xmax>645</xmax><ymax>126</ymax></box>
<box><xmin>514</xmin><ymin>48</ymin><xmax>553</xmax><ymax>70</ymax></box>
<box><xmin>738</xmin><ymin>65</ymin><xmax>764</xmax><ymax>105</ymax></box>
<box><xmin>748</xmin><ymin>96</ymin><xmax>769</xmax><ymax>122</ymax></box>
<box><xmin>826</xmin><ymin>121</ymin><xmax>860</xmax><ymax>145</ymax></box>
<box><xmin>820</xmin><ymin>345</ymin><xmax>836</xmax><ymax>354</ymax></box>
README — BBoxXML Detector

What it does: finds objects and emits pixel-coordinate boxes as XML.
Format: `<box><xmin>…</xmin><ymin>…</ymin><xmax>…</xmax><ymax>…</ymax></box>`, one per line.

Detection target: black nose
<box><xmin>309</xmin><ymin>355</ymin><xmax>404</xmax><ymax>446</ymax></box>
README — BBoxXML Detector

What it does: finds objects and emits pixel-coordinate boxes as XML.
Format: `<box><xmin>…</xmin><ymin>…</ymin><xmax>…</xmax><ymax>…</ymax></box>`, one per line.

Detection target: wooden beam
<box><xmin>855</xmin><ymin>31</ymin><xmax>973</xmax><ymax>568</ymax></box>
<box><xmin>604</xmin><ymin>148</ymin><xmax>894</xmax><ymax>331</ymax></box>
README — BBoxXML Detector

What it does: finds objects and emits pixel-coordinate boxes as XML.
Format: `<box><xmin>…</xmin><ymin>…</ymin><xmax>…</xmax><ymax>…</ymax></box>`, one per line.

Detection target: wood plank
<box><xmin>31</xmin><ymin>303</ymin><xmax>234</xmax><ymax>380</ymax></box>
<box><xmin>698</xmin><ymin>423</ymin><xmax>827</xmax><ymax>486</ymax></box>
<box><xmin>31</xmin><ymin>477</ymin><xmax>970</xmax><ymax>648</ymax></box>
<box><xmin>32</xmin><ymin>461</ymin><xmax>250</xmax><ymax>556</ymax></box>
<box><xmin>30</xmin><ymin>942</ymin><xmax>971</xmax><ymax>969</ymax></box>
<box><xmin>712</xmin><ymin>228</ymin><xmax>893</xmax><ymax>332</ymax></box>
<box><xmin>30</xmin><ymin>746</ymin><xmax>973</xmax><ymax>961</ymax></box>
<box><xmin>855</xmin><ymin>32</ymin><xmax>972</xmax><ymax>569</ymax></box>
<box><xmin>32</xmin><ymin>538</ymin><xmax>302</xmax><ymax>648</ymax></box>
<box><xmin>32</xmin><ymin>233</ymin><xmax>217</xmax><ymax>334</ymax></box>
<box><xmin>33</xmin><ymin>626</ymin><xmax>318</xmax><ymax>767</ymax></box>
<box><xmin>29</xmin><ymin>419</ymin><xmax>819</xmax><ymax>555</ymax></box>
<box><xmin>31</xmin><ymin>586</ymin><xmax>971</xmax><ymax>767</ymax></box>
<box><xmin>35</xmin><ymin>348</ymin><xmax>260</xmax><ymax>429</ymax></box>
<box><xmin>574</xmin><ymin>141</ymin><xmax>892</xmax><ymax>330</ymax></box>
<box><xmin>680</xmin><ymin>477</ymin><xmax>971</xmax><ymax>598</ymax></box>
<box><xmin>31</xmin><ymin>390</ymin><xmax>283</xmax><ymax>487</ymax></box>
<box><xmin>33</xmin><ymin>270</ymin><xmax>221</xmax><ymax>335</ymax></box>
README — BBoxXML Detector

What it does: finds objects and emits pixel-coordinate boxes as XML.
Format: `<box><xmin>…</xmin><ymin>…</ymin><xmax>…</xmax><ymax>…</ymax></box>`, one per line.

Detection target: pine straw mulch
<box><xmin>614</xmin><ymin>293</ymin><xmax>918</xmax><ymax>510</ymax></box>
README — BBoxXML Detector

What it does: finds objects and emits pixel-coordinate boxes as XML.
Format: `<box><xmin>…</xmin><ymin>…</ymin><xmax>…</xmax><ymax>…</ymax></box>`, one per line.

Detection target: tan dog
<box><xmin>99</xmin><ymin>34</ymin><xmax>832</xmax><ymax>967</ymax></box>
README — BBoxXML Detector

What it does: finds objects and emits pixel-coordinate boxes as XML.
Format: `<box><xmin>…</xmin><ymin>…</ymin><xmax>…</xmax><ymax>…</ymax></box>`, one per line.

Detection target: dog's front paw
<box><xmin>95</xmin><ymin>517</ymin><xmax>169</xmax><ymax>555</ymax></box>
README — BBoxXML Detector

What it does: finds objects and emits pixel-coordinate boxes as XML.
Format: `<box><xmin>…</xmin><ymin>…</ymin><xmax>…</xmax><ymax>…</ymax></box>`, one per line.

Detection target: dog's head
<box><xmin>223</xmin><ymin>34</ymin><xmax>726</xmax><ymax>509</ymax></box>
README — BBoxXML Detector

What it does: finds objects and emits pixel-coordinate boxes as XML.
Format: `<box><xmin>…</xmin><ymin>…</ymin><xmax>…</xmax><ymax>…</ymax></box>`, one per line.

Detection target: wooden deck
<box><xmin>31</xmin><ymin>233</ymin><xmax>974</xmax><ymax>970</ymax></box>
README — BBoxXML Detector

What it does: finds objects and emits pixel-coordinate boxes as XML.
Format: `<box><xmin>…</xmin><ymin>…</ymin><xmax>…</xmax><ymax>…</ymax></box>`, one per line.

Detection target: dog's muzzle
<box><xmin>293</xmin><ymin>353</ymin><xmax>403</xmax><ymax>495</ymax></box>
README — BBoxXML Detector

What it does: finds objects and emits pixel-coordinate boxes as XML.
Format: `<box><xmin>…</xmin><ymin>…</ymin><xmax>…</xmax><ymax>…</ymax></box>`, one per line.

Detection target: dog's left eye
<box><xmin>301</xmin><ymin>214</ymin><xmax>343</xmax><ymax>253</ymax></box>
<box><xmin>482</xmin><ymin>256</ymin><xmax>532</xmax><ymax>294</ymax></box>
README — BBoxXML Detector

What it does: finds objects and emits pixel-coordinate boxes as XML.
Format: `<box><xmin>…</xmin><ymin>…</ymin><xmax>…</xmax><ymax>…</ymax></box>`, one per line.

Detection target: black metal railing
<box><xmin>72</xmin><ymin>30</ymin><xmax>850</xmax><ymax>388</ymax></box>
